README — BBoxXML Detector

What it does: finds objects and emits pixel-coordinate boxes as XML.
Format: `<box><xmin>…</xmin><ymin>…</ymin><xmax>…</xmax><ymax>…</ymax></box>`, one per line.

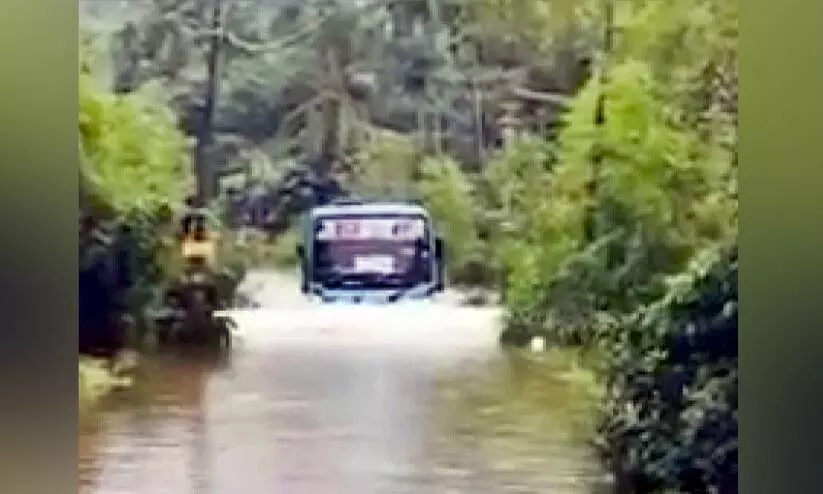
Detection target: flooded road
<box><xmin>79</xmin><ymin>271</ymin><xmax>606</xmax><ymax>493</ymax></box>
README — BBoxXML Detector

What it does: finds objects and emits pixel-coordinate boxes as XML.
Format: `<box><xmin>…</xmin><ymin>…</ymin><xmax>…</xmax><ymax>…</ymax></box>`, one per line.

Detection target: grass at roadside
<box><xmin>79</xmin><ymin>359</ymin><xmax>114</xmax><ymax>410</ymax></box>
<box><xmin>516</xmin><ymin>346</ymin><xmax>605</xmax><ymax>426</ymax></box>
<box><xmin>242</xmin><ymin>228</ymin><xmax>301</xmax><ymax>269</ymax></box>
<box><xmin>79</xmin><ymin>353</ymin><xmax>137</xmax><ymax>411</ymax></box>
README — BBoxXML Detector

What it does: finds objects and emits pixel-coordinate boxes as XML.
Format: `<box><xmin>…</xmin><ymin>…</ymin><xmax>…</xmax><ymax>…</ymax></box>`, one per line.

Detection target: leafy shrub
<box><xmin>80</xmin><ymin>74</ymin><xmax>190</xmax><ymax>215</ymax></box>
<box><xmin>351</xmin><ymin>130</ymin><xmax>422</xmax><ymax>197</ymax></box>
<box><xmin>252</xmin><ymin>227</ymin><xmax>302</xmax><ymax>269</ymax></box>
<box><xmin>597</xmin><ymin>244</ymin><xmax>737</xmax><ymax>494</ymax></box>
<box><xmin>80</xmin><ymin>40</ymin><xmax>194</xmax><ymax>322</ymax></box>
<box><xmin>497</xmin><ymin>50</ymin><xmax>736</xmax><ymax>341</ymax></box>
<box><xmin>416</xmin><ymin>155</ymin><xmax>486</xmax><ymax>285</ymax></box>
<box><xmin>491</xmin><ymin>2</ymin><xmax>737</xmax><ymax>490</ymax></box>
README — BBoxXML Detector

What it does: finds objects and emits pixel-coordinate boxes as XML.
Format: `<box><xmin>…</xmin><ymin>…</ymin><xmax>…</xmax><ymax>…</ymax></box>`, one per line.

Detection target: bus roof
<box><xmin>310</xmin><ymin>201</ymin><xmax>430</xmax><ymax>219</ymax></box>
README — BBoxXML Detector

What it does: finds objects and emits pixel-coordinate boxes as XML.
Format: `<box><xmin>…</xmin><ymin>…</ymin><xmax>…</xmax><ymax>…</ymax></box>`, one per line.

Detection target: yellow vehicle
<box><xmin>155</xmin><ymin>205</ymin><xmax>232</xmax><ymax>349</ymax></box>
<box><xmin>181</xmin><ymin>235</ymin><xmax>216</xmax><ymax>263</ymax></box>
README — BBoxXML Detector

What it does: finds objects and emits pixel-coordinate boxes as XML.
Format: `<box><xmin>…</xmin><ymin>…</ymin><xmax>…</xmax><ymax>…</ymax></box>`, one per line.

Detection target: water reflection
<box><xmin>80</xmin><ymin>347</ymin><xmax>605</xmax><ymax>493</ymax></box>
<box><xmin>424</xmin><ymin>350</ymin><xmax>605</xmax><ymax>492</ymax></box>
<box><xmin>79</xmin><ymin>293</ymin><xmax>607</xmax><ymax>493</ymax></box>
<box><xmin>79</xmin><ymin>353</ymin><xmax>222</xmax><ymax>494</ymax></box>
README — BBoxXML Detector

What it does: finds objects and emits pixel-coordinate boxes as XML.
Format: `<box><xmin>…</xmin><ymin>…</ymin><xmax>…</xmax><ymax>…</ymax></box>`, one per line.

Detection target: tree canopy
<box><xmin>80</xmin><ymin>38</ymin><xmax>191</xmax><ymax>217</ymax></box>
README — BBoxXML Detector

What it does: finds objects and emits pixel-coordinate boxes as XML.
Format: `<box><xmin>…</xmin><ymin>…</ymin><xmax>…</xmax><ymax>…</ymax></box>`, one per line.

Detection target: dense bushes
<box><xmin>597</xmin><ymin>244</ymin><xmax>737</xmax><ymax>493</ymax></box>
<box><xmin>80</xmin><ymin>39</ymin><xmax>192</xmax><ymax>331</ymax></box>
<box><xmin>80</xmin><ymin>39</ymin><xmax>190</xmax><ymax>215</ymax></box>
<box><xmin>239</xmin><ymin>227</ymin><xmax>302</xmax><ymax>269</ymax></box>
<box><xmin>416</xmin><ymin>155</ymin><xmax>491</xmax><ymax>286</ymax></box>
<box><xmin>497</xmin><ymin>52</ymin><xmax>737</xmax><ymax>338</ymax></box>
<box><xmin>484</xmin><ymin>1</ymin><xmax>737</xmax><ymax>492</ymax></box>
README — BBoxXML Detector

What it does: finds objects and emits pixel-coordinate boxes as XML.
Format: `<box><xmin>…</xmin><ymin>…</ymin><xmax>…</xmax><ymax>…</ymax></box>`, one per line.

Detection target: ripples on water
<box><xmin>79</xmin><ymin>290</ymin><xmax>607</xmax><ymax>493</ymax></box>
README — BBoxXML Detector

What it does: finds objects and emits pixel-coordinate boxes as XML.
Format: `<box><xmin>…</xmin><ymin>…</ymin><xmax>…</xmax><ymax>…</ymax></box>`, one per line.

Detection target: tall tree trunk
<box><xmin>320</xmin><ymin>61</ymin><xmax>341</xmax><ymax>175</ymax></box>
<box><xmin>194</xmin><ymin>0</ymin><xmax>222</xmax><ymax>203</ymax></box>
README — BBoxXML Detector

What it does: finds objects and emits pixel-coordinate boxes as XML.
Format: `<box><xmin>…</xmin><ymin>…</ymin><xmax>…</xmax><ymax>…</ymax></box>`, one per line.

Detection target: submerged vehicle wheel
<box><xmin>153</xmin><ymin>316</ymin><xmax>176</xmax><ymax>346</ymax></box>
<box><xmin>157</xmin><ymin>328</ymin><xmax>171</xmax><ymax>345</ymax></box>
<box><xmin>214</xmin><ymin>316</ymin><xmax>233</xmax><ymax>350</ymax></box>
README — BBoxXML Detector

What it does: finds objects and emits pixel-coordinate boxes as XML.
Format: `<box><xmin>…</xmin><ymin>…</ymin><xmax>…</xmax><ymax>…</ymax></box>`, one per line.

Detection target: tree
<box><xmin>80</xmin><ymin>38</ymin><xmax>193</xmax><ymax>330</ymax></box>
<box><xmin>487</xmin><ymin>1</ymin><xmax>737</xmax><ymax>490</ymax></box>
<box><xmin>80</xmin><ymin>40</ymin><xmax>190</xmax><ymax>215</ymax></box>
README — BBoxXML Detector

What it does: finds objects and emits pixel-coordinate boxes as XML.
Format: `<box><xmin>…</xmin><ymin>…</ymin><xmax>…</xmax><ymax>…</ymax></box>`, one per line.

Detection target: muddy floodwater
<box><xmin>79</xmin><ymin>271</ymin><xmax>608</xmax><ymax>494</ymax></box>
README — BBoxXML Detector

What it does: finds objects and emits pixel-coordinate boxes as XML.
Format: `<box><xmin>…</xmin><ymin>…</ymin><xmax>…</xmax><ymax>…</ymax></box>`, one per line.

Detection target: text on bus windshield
<box><xmin>312</xmin><ymin>217</ymin><xmax>431</xmax><ymax>283</ymax></box>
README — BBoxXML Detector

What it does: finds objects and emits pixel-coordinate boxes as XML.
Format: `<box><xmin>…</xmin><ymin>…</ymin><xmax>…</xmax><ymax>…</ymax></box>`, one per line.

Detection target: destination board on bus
<box><xmin>315</xmin><ymin>217</ymin><xmax>425</xmax><ymax>242</ymax></box>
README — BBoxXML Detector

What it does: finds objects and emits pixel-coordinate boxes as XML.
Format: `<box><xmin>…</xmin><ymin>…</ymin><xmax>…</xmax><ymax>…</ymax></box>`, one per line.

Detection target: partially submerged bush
<box><xmin>597</xmin><ymin>244</ymin><xmax>737</xmax><ymax>494</ymax></box>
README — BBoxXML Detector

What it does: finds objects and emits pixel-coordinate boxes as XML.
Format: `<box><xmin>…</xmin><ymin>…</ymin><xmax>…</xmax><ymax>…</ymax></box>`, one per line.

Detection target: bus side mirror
<box><xmin>296</xmin><ymin>245</ymin><xmax>308</xmax><ymax>294</ymax></box>
<box><xmin>434</xmin><ymin>237</ymin><xmax>445</xmax><ymax>292</ymax></box>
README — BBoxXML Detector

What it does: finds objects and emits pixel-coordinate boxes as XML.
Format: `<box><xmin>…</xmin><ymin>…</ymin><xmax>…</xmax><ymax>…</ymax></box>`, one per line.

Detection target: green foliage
<box><xmin>482</xmin><ymin>136</ymin><xmax>578</xmax><ymax>296</ymax></box>
<box><xmin>80</xmin><ymin>40</ymin><xmax>195</xmax><ymax>326</ymax></box>
<box><xmin>597</xmin><ymin>244</ymin><xmax>737</xmax><ymax>493</ymax></box>
<box><xmin>484</xmin><ymin>136</ymin><xmax>556</xmax><ymax>246</ymax></box>
<box><xmin>351</xmin><ymin>131</ymin><xmax>421</xmax><ymax>197</ymax></box>
<box><xmin>79</xmin><ymin>359</ymin><xmax>112</xmax><ymax>410</ymax></box>
<box><xmin>496</xmin><ymin>0</ymin><xmax>737</xmax><ymax>342</ymax></box>
<box><xmin>416</xmin><ymin>154</ymin><xmax>485</xmax><ymax>285</ymax></box>
<box><xmin>486</xmin><ymin>1</ymin><xmax>737</xmax><ymax>490</ymax></box>
<box><xmin>472</xmin><ymin>0</ymin><xmax>583</xmax><ymax>54</ymax></box>
<box><xmin>80</xmin><ymin>72</ymin><xmax>190</xmax><ymax>214</ymax></box>
<box><xmin>559</xmin><ymin>59</ymin><xmax>736</xmax><ymax>246</ymax></box>
<box><xmin>79</xmin><ymin>356</ymin><xmax>135</xmax><ymax>410</ymax></box>
<box><xmin>254</xmin><ymin>228</ymin><xmax>302</xmax><ymax>269</ymax></box>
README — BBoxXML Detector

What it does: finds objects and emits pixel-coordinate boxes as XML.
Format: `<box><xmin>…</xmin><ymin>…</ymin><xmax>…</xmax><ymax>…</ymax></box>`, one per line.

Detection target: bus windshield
<box><xmin>311</xmin><ymin>215</ymin><xmax>432</xmax><ymax>288</ymax></box>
